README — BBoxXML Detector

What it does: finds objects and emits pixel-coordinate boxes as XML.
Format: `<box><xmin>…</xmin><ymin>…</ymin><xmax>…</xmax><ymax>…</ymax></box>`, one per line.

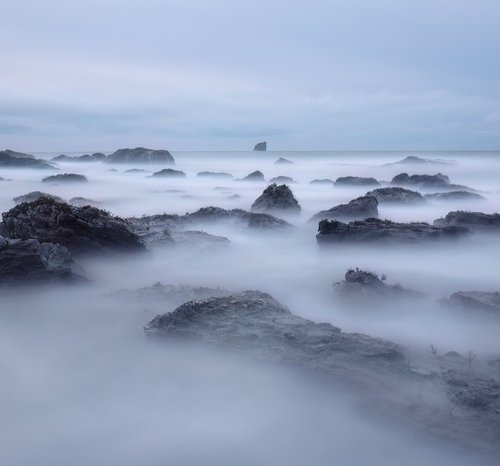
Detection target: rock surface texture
<box><xmin>104</xmin><ymin>147</ymin><xmax>175</xmax><ymax>164</ymax></box>
<box><xmin>310</xmin><ymin>196</ymin><xmax>378</xmax><ymax>222</ymax></box>
<box><xmin>251</xmin><ymin>184</ymin><xmax>301</xmax><ymax>214</ymax></box>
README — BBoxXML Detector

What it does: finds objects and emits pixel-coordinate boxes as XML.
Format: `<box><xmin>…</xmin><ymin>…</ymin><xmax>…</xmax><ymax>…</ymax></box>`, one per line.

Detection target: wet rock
<box><xmin>310</xmin><ymin>178</ymin><xmax>334</xmax><ymax>186</ymax></box>
<box><xmin>253</xmin><ymin>141</ymin><xmax>267</xmax><ymax>151</ymax></box>
<box><xmin>104</xmin><ymin>147</ymin><xmax>175</xmax><ymax>164</ymax></box>
<box><xmin>150</xmin><ymin>168</ymin><xmax>186</xmax><ymax>178</ymax></box>
<box><xmin>316</xmin><ymin>218</ymin><xmax>468</xmax><ymax>245</ymax></box>
<box><xmin>13</xmin><ymin>191</ymin><xmax>64</xmax><ymax>204</ymax></box>
<box><xmin>365</xmin><ymin>187</ymin><xmax>425</xmax><ymax>204</ymax></box>
<box><xmin>0</xmin><ymin>150</ymin><xmax>55</xmax><ymax>169</ymax></box>
<box><xmin>240</xmin><ymin>170</ymin><xmax>265</xmax><ymax>182</ymax></box>
<box><xmin>443</xmin><ymin>291</ymin><xmax>500</xmax><ymax>316</ymax></box>
<box><xmin>269</xmin><ymin>176</ymin><xmax>296</xmax><ymax>184</ymax></box>
<box><xmin>425</xmin><ymin>191</ymin><xmax>484</xmax><ymax>201</ymax></box>
<box><xmin>196</xmin><ymin>171</ymin><xmax>233</xmax><ymax>179</ymax></box>
<box><xmin>434</xmin><ymin>211</ymin><xmax>500</xmax><ymax>232</ymax></box>
<box><xmin>0</xmin><ymin>237</ymin><xmax>86</xmax><ymax>285</ymax></box>
<box><xmin>335</xmin><ymin>176</ymin><xmax>380</xmax><ymax>187</ymax></box>
<box><xmin>42</xmin><ymin>173</ymin><xmax>88</xmax><ymax>183</ymax></box>
<box><xmin>310</xmin><ymin>196</ymin><xmax>378</xmax><ymax>222</ymax></box>
<box><xmin>251</xmin><ymin>184</ymin><xmax>301</xmax><ymax>214</ymax></box>
<box><xmin>1</xmin><ymin>197</ymin><xmax>146</xmax><ymax>255</ymax></box>
<box><xmin>275</xmin><ymin>157</ymin><xmax>293</xmax><ymax>165</ymax></box>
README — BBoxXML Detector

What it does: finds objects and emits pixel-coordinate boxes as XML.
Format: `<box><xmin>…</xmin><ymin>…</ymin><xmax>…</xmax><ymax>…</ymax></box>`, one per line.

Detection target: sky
<box><xmin>1</xmin><ymin>0</ymin><xmax>499</xmax><ymax>151</ymax></box>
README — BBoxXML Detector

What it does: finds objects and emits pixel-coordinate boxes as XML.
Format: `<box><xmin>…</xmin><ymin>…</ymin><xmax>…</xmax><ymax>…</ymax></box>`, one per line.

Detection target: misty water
<box><xmin>1</xmin><ymin>151</ymin><xmax>500</xmax><ymax>465</ymax></box>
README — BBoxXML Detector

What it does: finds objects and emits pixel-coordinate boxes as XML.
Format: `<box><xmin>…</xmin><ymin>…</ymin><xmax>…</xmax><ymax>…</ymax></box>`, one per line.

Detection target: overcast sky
<box><xmin>1</xmin><ymin>0</ymin><xmax>499</xmax><ymax>151</ymax></box>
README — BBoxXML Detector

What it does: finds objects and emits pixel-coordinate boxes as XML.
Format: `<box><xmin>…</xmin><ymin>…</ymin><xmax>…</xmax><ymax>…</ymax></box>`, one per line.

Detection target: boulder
<box><xmin>1</xmin><ymin>198</ymin><xmax>146</xmax><ymax>255</ymax></box>
<box><xmin>251</xmin><ymin>184</ymin><xmax>301</xmax><ymax>214</ymax></box>
<box><xmin>334</xmin><ymin>176</ymin><xmax>380</xmax><ymax>187</ymax></box>
<box><xmin>310</xmin><ymin>178</ymin><xmax>334</xmax><ymax>186</ymax></box>
<box><xmin>443</xmin><ymin>291</ymin><xmax>500</xmax><ymax>316</ymax></box>
<box><xmin>13</xmin><ymin>191</ymin><xmax>64</xmax><ymax>204</ymax></box>
<box><xmin>275</xmin><ymin>157</ymin><xmax>293</xmax><ymax>165</ymax></box>
<box><xmin>390</xmin><ymin>172</ymin><xmax>471</xmax><ymax>191</ymax></box>
<box><xmin>310</xmin><ymin>196</ymin><xmax>378</xmax><ymax>222</ymax></box>
<box><xmin>0</xmin><ymin>150</ymin><xmax>55</xmax><ymax>169</ymax></box>
<box><xmin>150</xmin><ymin>168</ymin><xmax>186</xmax><ymax>178</ymax></box>
<box><xmin>316</xmin><ymin>218</ymin><xmax>469</xmax><ymax>245</ymax></box>
<box><xmin>433</xmin><ymin>211</ymin><xmax>500</xmax><ymax>231</ymax></box>
<box><xmin>253</xmin><ymin>142</ymin><xmax>267</xmax><ymax>151</ymax></box>
<box><xmin>104</xmin><ymin>147</ymin><xmax>175</xmax><ymax>164</ymax></box>
<box><xmin>269</xmin><ymin>176</ymin><xmax>296</xmax><ymax>184</ymax></box>
<box><xmin>365</xmin><ymin>187</ymin><xmax>425</xmax><ymax>204</ymax></box>
<box><xmin>425</xmin><ymin>191</ymin><xmax>484</xmax><ymax>201</ymax></box>
<box><xmin>196</xmin><ymin>171</ymin><xmax>233</xmax><ymax>179</ymax></box>
<box><xmin>42</xmin><ymin>173</ymin><xmax>88</xmax><ymax>183</ymax></box>
<box><xmin>240</xmin><ymin>170</ymin><xmax>265</xmax><ymax>182</ymax></box>
<box><xmin>0</xmin><ymin>237</ymin><xmax>86</xmax><ymax>285</ymax></box>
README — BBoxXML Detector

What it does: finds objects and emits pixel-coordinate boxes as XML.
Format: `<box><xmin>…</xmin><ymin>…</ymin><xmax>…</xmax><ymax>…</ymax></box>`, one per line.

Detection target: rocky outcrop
<box><xmin>392</xmin><ymin>155</ymin><xmax>454</xmax><ymax>165</ymax></box>
<box><xmin>0</xmin><ymin>150</ymin><xmax>55</xmax><ymax>169</ymax></box>
<box><xmin>390</xmin><ymin>172</ymin><xmax>471</xmax><ymax>191</ymax></box>
<box><xmin>251</xmin><ymin>184</ymin><xmax>301</xmax><ymax>214</ymax></box>
<box><xmin>42</xmin><ymin>173</ymin><xmax>88</xmax><ymax>183</ymax></box>
<box><xmin>0</xmin><ymin>237</ymin><xmax>86</xmax><ymax>285</ymax></box>
<box><xmin>51</xmin><ymin>153</ymin><xmax>105</xmax><ymax>162</ymax></box>
<box><xmin>365</xmin><ymin>187</ymin><xmax>425</xmax><ymax>204</ymax></box>
<box><xmin>196</xmin><ymin>171</ymin><xmax>233</xmax><ymax>179</ymax></box>
<box><xmin>310</xmin><ymin>178</ymin><xmax>334</xmax><ymax>186</ymax></box>
<box><xmin>434</xmin><ymin>211</ymin><xmax>500</xmax><ymax>231</ymax></box>
<box><xmin>104</xmin><ymin>147</ymin><xmax>175</xmax><ymax>164</ymax></box>
<box><xmin>0</xmin><ymin>149</ymin><xmax>35</xmax><ymax>159</ymax></box>
<box><xmin>310</xmin><ymin>196</ymin><xmax>378</xmax><ymax>222</ymax></box>
<box><xmin>13</xmin><ymin>191</ymin><xmax>64</xmax><ymax>204</ymax></box>
<box><xmin>275</xmin><ymin>157</ymin><xmax>293</xmax><ymax>165</ymax></box>
<box><xmin>316</xmin><ymin>218</ymin><xmax>468</xmax><ymax>244</ymax></box>
<box><xmin>443</xmin><ymin>291</ymin><xmax>500</xmax><ymax>316</ymax></box>
<box><xmin>425</xmin><ymin>191</ymin><xmax>484</xmax><ymax>201</ymax></box>
<box><xmin>125</xmin><ymin>168</ymin><xmax>149</xmax><ymax>173</ymax></box>
<box><xmin>269</xmin><ymin>176</ymin><xmax>296</xmax><ymax>184</ymax></box>
<box><xmin>334</xmin><ymin>176</ymin><xmax>380</xmax><ymax>187</ymax></box>
<box><xmin>253</xmin><ymin>142</ymin><xmax>267</xmax><ymax>151</ymax></box>
<box><xmin>150</xmin><ymin>168</ymin><xmax>186</xmax><ymax>178</ymax></box>
<box><xmin>1</xmin><ymin>198</ymin><xmax>146</xmax><ymax>255</ymax></box>
<box><xmin>240</xmin><ymin>170</ymin><xmax>265</xmax><ymax>182</ymax></box>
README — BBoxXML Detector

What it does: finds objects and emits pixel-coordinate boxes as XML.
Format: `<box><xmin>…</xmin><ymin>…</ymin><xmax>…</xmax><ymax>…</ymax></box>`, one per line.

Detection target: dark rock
<box><xmin>0</xmin><ymin>237</ymin><xmax>86</xmax><ymax>285</ymax></box>
<box><xmin>391</xmin><ymin>172</ymin><xmax>472</xmax><ymax>191</ymax></box>
<box><xmin>335</xmin><ymin>176</ymin><xmax>380</xmax><ymax>187</ymax></box>
<box><xmin>0</xmin><ymin>149</ymin><xmax>35</xmax><ymax>159</ymax></box>
<box><xmin>240</xmin><ymin>170</ymin><xmax>265</xmax><ymax>182</ymax></box>
<box><xmin>1</xmin><ymin>198</ymin><xmax>146</xmax><ymax>255</ymax></box>
<box><xmin>91</xmin><ymin>152</ymin><xmax>106</xmax><ymax>160</ymax></box>
<box><xmin>393</xmin><ymin>155</ymin><xmax>454</xmax><ymax>165</ymax></box>
<box><xmin>196</xmin><ymin>171</ymin><xmax>233</xmax><ymax>179</ymax></box>
<box><xmin>51</xmin><ymin>153</ymin><xmax>104</xmax><ymax>162</ymax></box>
<box><xmin>316</xmin><ymin>218</ymin><xmax>469</xmax><ymax>245</ymax></box>
<box><xmin>253</xmin><ymin>142</ymin><xmax>267</xmax><ymax>151</ymax></box>
<box><xmin>0</xmin><ymin>150</ymin><xmax>55</xmax><ymax>169</ymax></box>
<box><xmin>104</xmin><ymin>147</ymin><xmax>175</xmax><ymax>164</ymax></box>
<box><xmin>310</xmin><ymin>196</ymin><xmax>378</xmax><ymax>222</ymax></box>
<box><xmin>434</xmin><ymin>211</ymin><xmax>500</xmax><ymax>232</ymax></box>
<box><xmin>251</xmin><ymin>184</ymin><xmax>301</xmax><ymax>214</ymax></box>
<box><xmin>125</xmin><ymin>168</ymin><xmax>148</xmax><ymax>173</ymax></box>
<box><xmin>425</xmin><ymin>191</ymin><xmax>484</xmax><ymax>201</ymax></box>
<box><xmin>42</xmin><ymin>173</ymin><xmax>88</xmax><ymax>183</ymax></box>
<box><xmin>150</xmin><ymin>168</ymin><xmax>186</xmax><ymax>178</ymax></box>
<box><xmin>365</xmin><ymin>187</ymin><xmax>425</xmax><ymax>204</ymax></box>
<box><xmin>269</xmin><ymin>176</ymin><xmax>296</xmax><ymax>184</ymax></box>
<box><xmin>13</xmin><ymin>191</ymin><xmax>64</xmax><ymax>204</ymax></box>
<box><xmin>275</xmin><ymin>157</ymin><xmax>293</xmax><ymax>165</ymax></box>
<box><xmin>310</xmin><ymin>178</ymin><xmax>334</xmax><ymax>186</ymax></box>
<box><xmin>443</xmin><ymin>291</ymin><xmax>500</xmax><ymax>316</ymax></box>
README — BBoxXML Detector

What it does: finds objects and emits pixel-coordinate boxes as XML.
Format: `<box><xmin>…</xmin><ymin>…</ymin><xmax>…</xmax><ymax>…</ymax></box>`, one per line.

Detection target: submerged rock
<box><xmin>434</xmin><ymin>211</ymin><xmax>500</xmax><ymax>231</ymax></box>
<box><xmin>104</xmin><ymin>147</ymin><xmax>175</xmax><ymax>164</ymax></box>
<box><xmin>391</xmin><ymin>172</ymin><xmax>471</xmax><ymax>191</ymax></box>
<box><xmin>316</xmin><ymin>218</ymin><xmax>468</xmax><ymax>244</ymax></box>
<box><xmin>124</xmin><ymin>168</ymin><xmax>149</xmax><ymax>173</ymax></box>
<box><xmin>365</xmin><ymin>187</ymin><xmax>425</xmax><ymax>204</ymax></box>
<box><xmin>393</xmin><ymin>155</ymin><xmax>454</xmax><ymax>165</ymax></box>
<box><xmin>275</xmin><ymin>157</ymin><xmax>293</xmax><ymax>165</ymax></box>
<box><xmin>425</xmin><ymin>191</ymin><xmax>484</xmax><ymax>201</ymax></box>
<box><xmin>310</xmin><ymin>196</ymin><xmax>378</xmax><ymax>222</ymax></box>
<box><xmin>253</xmin><ymin>141</ymin><xmax>267</xmax><ymax>151</ymax></box>
<box><xmin>0</xmin><ymin>237</ymin><xmax>86</xmax><ymax>285</ymax></box>
<box><xmin>0</xmin><ymin>150</ymin><xmax>55</xmax><ymax>169</ymax></box>
<box><xmin>269</xmin><ymin>176</ymin><xmax>296</xmax><ymax>184</ymax></box>
<box><xmin>335</xmin><ymin>176</ymin><xmax>380</xmax><ymax>187</ymax></box>
<box><xmin>150</xmin><ymin>168</ymin><xmax>186</xmax><ymax>178</ymax></box>
<box><xmin>51</xmin><ymin>153</ymin><xmax>105</xmax><ymax>162</ymax></box>
<box><xmin>310</xmin><ymin>178</ymin><xmax>334</xmax><ymax>186</ymax></box>
<box><xmin>1</xmin><ymin>198</ymin><xmax>146</xmax><ymax>255</ymax></box>
<box><xmin>42</xmin><ymin>173</ymin><xmax>88</xmax><ymax>183</ymax></box>
<box><xmin>240</xmin><ymin>170</ymin><xmax>265</xmax><ymax>182</ymax></box>
<box><xmin>443</xmin><ymin>291</ymin><xmax>500</xmax><ymax>316</ymax></box>
<box><xmin>196</xmin><ymin>171</ymin><xmax>233</xmax><ymax>179</ymax></box>
<box><xmin>251</xmin><ymin>184</ymin><xmax>301</xmax><ymax>214</ymax></box>
<box><xmin>0</xmin><ymin>149</ymin><xmax>35</xmax><ymax>160</ymax></box>
<box><xmin>13</xmin><ymin>191</ymin><xmax>64</xmax><ymax>204</ymax></box>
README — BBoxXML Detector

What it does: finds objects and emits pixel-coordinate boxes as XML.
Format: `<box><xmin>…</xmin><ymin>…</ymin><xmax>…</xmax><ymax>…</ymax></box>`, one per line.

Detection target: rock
<box><xmin>51</xmin><ymin>153</ymin><xmax>105</xmax><ymax>162</ymax></box>
<box><xmin>104</xmin><ymin>147</ymin><xmax>175</xmax><ymax>164</ymax></box>
<box><xmin>253</xmin><ymin>142</ymin><xmax>267</xmax><ymax>151</ymax></box>
<box><xmin>251</xmin><ymin>184</ymin><xmax>301</xmax><ymax>214</ymax></box>
<box><xmin>0</xmin><ymin>150</ymin><xmax>55</xmax><ymax>169</ymax></box>
<box><xmin>196</xmin><ymin>171</ymin><xmax>233</xmax><ymax>179</ymax></box>
<box><xmin>365</xmin><ymin>187</ymin><xmax>425</xmax><ymax>204</ymax></box>
<box><xmin>443</xmin><ymin>291</ymin><xmax>500</xmax><ymax>316</ymax></box>
<box><xmin>124</xmin><ymin>168</ymin><xmax>148</xmax><ymax>173</ymax></box>
<box><xmin>0</xmin><ymin>237</ymin><xmax>86</xmax><ymax>285</ymax></box>
<box><xmin>68</xmin><ymin>197</ymin><xmax>100</xmax><ymax>207</ymax></box>
<box><xmin>391</xmin><ymin>172</ymin><xmax>472</xmax><ymax>191</ymax></box>
<box><xmin>1</xmin><ymin>197</ymin><xmax>146</xmax><ymax>255</ymax></box>
<box><xmin>269</xmin><ymin>176</ymin><xmax>296</xmax><ymax>184</ymax></box>
<box><xmin>150</xmin><ymin>168</ymin><xmax>186</xmax><ymax>178</ymax></box>
<box><xmin>240</xmin><ymin>170</ymin><xmax>265</xmax><ymax>182</ymax></box>
<box><xmin>42</xmin><ymin>173</ymin><xmax>88</xmax><ymax>183</ymax></box>
<box><xmin>434</xmin><ymin>211</ymin><xmax>500</xmax><ymax>232</ymax></box>
<box><xmin>310</xmin><ymin>196</ymin><xmax>378</xmax><ymax>222</ymax></box>
<box><xmin>334</xmin><ymin>176</ymin><xmax>380</xmax><ymax>187</ymax></box>
<box><xmin>310</xmin><ymin>178</ymin><xmax>334</xmax><ymax>186</ymax></box>
<box><xmin>333</xmin><ymin>268</ymin><xmax>421</xmax><ymax>303</ymax></box>
<box><xmin>424</xmin><ymin>191</ymin><xmax>484</xmax><ymax>201</ymax></box>
<box><xmin>393</xmin><ymin>155</ymin><xmax>454</xmax><ymax>165</ymax></box>
<box><xmin>316</xmin><ymin>218</ymin><xmax>469</xmax><ymax>245</ymax></box>
<box><xmin>169</xmin><ymin>230</ymin><xmax>230</xmax><ymax>250</ymax></box>
<box><xmin>275</xmin><ymin>157</ymin><xmax>293</xmax><ymax>165</ymax></box>
<box><xmin>13</xmin><ymin>191</ymin><xmax>64</xmax><ymax>204</ymax></box>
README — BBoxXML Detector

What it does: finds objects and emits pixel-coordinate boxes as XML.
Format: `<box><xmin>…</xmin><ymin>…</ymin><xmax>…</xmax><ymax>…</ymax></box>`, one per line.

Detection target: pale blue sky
<box><xmin>1</xmin><ymin>0</ymin><xmax>499</xmax><ymax>151</ymax></box>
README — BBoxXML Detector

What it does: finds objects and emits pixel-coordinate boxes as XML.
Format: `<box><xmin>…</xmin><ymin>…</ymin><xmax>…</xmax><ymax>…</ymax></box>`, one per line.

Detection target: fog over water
<box><xmin>1</xmin><ymin>150</ymin><xmax>500</xmax><ymax>465</ymax></box>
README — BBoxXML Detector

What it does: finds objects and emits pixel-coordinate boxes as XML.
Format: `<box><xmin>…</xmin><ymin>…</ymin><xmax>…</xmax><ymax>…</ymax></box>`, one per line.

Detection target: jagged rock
<box><xmin>0</xmin><ymin>237</ymin><xmax>86</xmax><ymax>285</ymax></box>
<box><xmin>434</xmin><ymin>211</ymin><xmax>500</xmax><ymax>231</ymax></box>
<box><xmin>13</xmin><ymin>191</ymin><xmax>64</xmax><ymax>204</ymax></box>
<box><xmin>1</xmin><ymin>198</ymin><xmax>146</xmax><ymax>255</ymax></box>
<box><xmin>104</xmin><ymin>147</ymin><xmax>175</xmax><ymax>164</ymax></box>
<box><xmin>275</xmin><ymin>157</ymin><xmax>293</xmax><ymax>165</ymax></box>
<box><xmin>310</xmin><ymin>178</ymin><xmax>334</xmax><ymax>186</ymax></box>
<box><xmin>150</xmin><ymin>168</ymin><xmax>186</xmax><ymax>178</ymax></box>
<box><xmin>51</xmin><ymin>153</ymin><xmax>105</xmax><ymax>162</ymax></box>
<box><xmin>365</xmin><ymin>187</ymin><xmax>425</xmax><ymax>204</ymax></box>
<box><xmin>253</xmin><ymin>142</ymin><xmax>267</xmax><ymax>151</ymax></box>
<box><xmin>196</xmin><ymin>171</ymin><xmax>233</xmax><ymax>179</ymax></box>
<box><xmin>42</xmin><ymin>173</ymin><xmax>88</xmax><ymax>183</ymax></box>
<box><xmin>316</xmin><ymin>218</ymin><xmax>468</xmax><ymax>244</ymax></box>
<box><xmin>333</xmin><ymin>269</ymin><xmax>421</xmax><ymax>303</ymax></box>
<box><xmin>125</xmin><ymin>168</ymin><xmax>148</xmax><ymax>173</ymax></box>
<box><xmin>391</xmin><ymin>172</ymin><xmax>472</xmax><ymax>191</ymax></box>
<box><xmin>251</xmin><ymin>184</ymin><xmax>301</xmax><ymax>214</ymax></box>
<box><xmin>0</xmin><ymin>150</ymin><xmax>55</xmax><ymax>169</ymax></box>
<box><xmin>443</xmin><ymin>291</ymin><xmax>500</xmax><ymax>316</ymax></box>
<box><xmin>269</xmin><ymin>176</ymin><xmax>296</xmax><ymax>184</ymax></box>
<box><xmin>425</xmin><ymin>191</ymin><xmax>484</xmax><ymax>201</ymax></box>
<box><xmin>240</xmin><ymin>170</ymin><xmax>265</xmax><ymax>182</ymax></box>
<box><xmin>334</xmin><ymin>176</ymin><xmax>380</xmax><ymax>187</ymax></box>
<box><xmin>310</xmin><ymin>196</ymin><xmax>378</xmax><ymax>222</ymax></box>
<box><xmin>69</xmin><ymin>197</ymin><xmax>100</xmax><ymax>206</ymax></box>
